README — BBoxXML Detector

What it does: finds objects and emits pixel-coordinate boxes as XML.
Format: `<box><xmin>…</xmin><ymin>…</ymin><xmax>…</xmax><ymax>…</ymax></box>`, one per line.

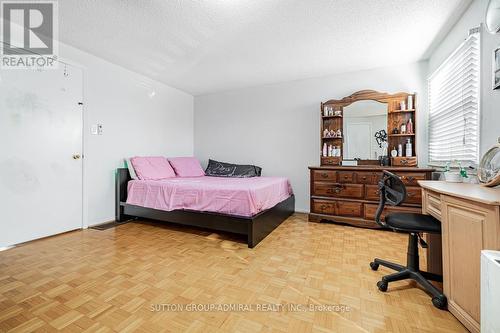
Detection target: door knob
<box><xmin>72</xmin><ymin>154</ymin><xmax>81</xmax><ymax>160</ymax></box>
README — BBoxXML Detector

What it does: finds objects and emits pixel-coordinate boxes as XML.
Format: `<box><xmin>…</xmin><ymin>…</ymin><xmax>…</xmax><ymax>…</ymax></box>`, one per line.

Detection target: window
<box><xmin>428</xmin><ymin>32</ymin><xmax>480</xmax><ymax>165</ymax></box>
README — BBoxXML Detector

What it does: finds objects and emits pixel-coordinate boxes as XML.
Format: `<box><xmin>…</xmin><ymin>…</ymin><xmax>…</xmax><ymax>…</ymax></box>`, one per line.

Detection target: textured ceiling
<box><xmin>59</xmin><ymin>0</ymin><xmax>471</xmax><ymax>95</ymax></box>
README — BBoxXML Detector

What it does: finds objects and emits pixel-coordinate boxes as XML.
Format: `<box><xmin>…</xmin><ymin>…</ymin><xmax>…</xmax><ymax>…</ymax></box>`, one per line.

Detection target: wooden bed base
<box><xmin>115</xmin><ymin>168</ymin><xmax>295</xmax><ymax>248</ymax></box>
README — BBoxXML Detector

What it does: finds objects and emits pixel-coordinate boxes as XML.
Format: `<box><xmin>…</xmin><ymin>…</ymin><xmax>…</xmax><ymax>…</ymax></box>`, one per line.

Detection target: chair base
<box><xmin>370</xmin><ymin>233</ymin><xmax>448</xmax><ymax>310</ymax></box>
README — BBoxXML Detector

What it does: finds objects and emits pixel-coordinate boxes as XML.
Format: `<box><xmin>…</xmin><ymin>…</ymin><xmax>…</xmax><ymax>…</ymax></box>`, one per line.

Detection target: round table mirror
<box><xmin>486</xmin><ymin>0</ymin><xmax>500</xmax><ymax>34</ymax></box>
<box><xmin>478</xmin><ymin>141</ymin><xmax>500</xmax><ymax>186</ymax></box>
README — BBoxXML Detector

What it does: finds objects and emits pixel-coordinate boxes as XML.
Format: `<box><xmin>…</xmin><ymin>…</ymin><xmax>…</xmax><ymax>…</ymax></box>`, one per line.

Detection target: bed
<box><xmin>115</xmin><ymin>168</ymin><xmax>295</xmax><ymax>247</ymax></box>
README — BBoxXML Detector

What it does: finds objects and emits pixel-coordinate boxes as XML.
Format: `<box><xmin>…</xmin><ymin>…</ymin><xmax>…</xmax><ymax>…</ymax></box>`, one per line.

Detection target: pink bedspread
<box><xmin>126</xmin><ymin>176</ymin><xmax>293</xmax><ymax>217</ymax></box>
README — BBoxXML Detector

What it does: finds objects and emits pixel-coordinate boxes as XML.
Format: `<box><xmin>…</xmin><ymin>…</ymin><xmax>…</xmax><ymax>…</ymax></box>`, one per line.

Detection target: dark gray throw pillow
<box><xmin>205</xmin><ymin>159</ymin><xmax>262</xmax><ymax>178</ymax></box>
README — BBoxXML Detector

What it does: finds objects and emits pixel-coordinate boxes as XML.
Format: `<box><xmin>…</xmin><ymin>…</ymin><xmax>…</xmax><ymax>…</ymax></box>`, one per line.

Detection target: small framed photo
<box><xmin>493</xmin><ymin>46</ymin><xmax>500</xmax><ymax>90</ymax></box>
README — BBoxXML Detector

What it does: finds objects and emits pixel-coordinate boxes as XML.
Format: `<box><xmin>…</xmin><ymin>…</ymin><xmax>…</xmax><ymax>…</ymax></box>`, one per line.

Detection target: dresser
<box><xmin>308</xmin><ymin>166</ymin><xmax>434</xmax><ymax>228</ymax></box>
<box><xmin>420</xmin><ymin>181</ymin><xmax>500</xmax><ymax>333</ymax></box>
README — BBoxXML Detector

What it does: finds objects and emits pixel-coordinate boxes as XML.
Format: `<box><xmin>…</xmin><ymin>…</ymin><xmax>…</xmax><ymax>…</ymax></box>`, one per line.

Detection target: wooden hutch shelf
<box><xmin>322</xmin><ymin>115</ymin><xmax>343</xmax><ymax>119</ymax></box>
<box><xmin>389</xmin><ymin>133</ymin><xmax>415</xmax><ymax>137</ymax></box>
<box><xmin>390</xmin><ymin>109</ymin><xmax>415</xmax><ymax>113</ymax></box>
<box><xmin>319</xmin><ymin>90</ymin><xmax>418</xmax><ymax>166</ymax></box>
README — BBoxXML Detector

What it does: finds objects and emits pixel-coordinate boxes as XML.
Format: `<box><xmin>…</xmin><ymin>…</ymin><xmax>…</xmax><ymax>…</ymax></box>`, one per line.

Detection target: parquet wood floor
<box><xmin>0</xmin><ymin>214</ymin><xmax>467</xmax><ymax>332</ymax></box>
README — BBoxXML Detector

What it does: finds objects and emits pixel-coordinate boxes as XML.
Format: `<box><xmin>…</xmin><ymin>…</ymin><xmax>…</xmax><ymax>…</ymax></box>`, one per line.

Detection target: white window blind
<box><xmin>428</xmin><ymin>32</ymin><xmax>480</xmax><ymax>164</ymax></box>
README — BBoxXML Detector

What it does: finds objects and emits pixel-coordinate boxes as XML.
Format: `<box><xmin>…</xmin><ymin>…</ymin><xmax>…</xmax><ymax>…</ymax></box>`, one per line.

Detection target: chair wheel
<box><xmin>377</xmin><ymin>280</ymin><xmax>388</xmax><ymax>292</ymax></box>
<box><xmin>370</xmin><ymin>262</ymin><xmax>379</xmax><ymax>271</ymax></box>
<box><xmin>432</xmin><ymin>295</ymin><xmax>447</xmax><ymax>310</ymax></box>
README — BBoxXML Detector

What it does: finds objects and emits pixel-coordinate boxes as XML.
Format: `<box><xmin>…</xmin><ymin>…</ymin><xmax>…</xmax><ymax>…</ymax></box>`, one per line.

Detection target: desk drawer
<box><xmin>311</xmin><ymin>199</ymin><xmax>336</xmax><ymax>215</ymax></box>
<box><xmin>424</xmin><ymin>190</ymin><xmax>442</xmax><ymax>220</ymax></box>
<box><xmin>313</xmin><ymin>182</ymin><xmax>364</xmax><ymax>199</ymax></box>
<box><xmin>312</xmin><ymin>170</ymin><xmax>336</xmax><ymax>182</ymax></box>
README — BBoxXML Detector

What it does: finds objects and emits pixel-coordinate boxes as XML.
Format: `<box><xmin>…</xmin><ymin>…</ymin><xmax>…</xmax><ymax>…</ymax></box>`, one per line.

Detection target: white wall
<box><xmin>194</xmin><ymin>62</ymin><xmax>428</xmax><ymax>212</ymax></box>
<box><xmin>60</xmin><ymin>43</ymin><xmax>194</xmax><ymax>227</ymax></box>
<box><xmin>429</xmin><ymin>0</ymin><xmax>500</xmax><ymax>156</ymax></box>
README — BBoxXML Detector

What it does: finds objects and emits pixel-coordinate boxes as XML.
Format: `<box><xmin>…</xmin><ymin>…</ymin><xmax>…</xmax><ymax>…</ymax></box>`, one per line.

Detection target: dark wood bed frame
<box><xmin>115</xmin><ymin>168</ymin><xmax>295</xmax><ymax>248</ymax></box>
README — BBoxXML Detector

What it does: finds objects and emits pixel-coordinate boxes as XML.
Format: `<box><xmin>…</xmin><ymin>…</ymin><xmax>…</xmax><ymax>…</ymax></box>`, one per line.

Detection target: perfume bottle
<box><xmin>322</xmin><ymin>143</ymin><xmax>327</xmax><ymax>157</ymax></box>
<box><xmin>407</xmin><ymin>118</ymin><xmax>413</xmax><ymax>134</ymax></box>
<box><xmin>401</xmin><ymin>122</ymin><xmax>406</xmax><ymax>134</ymax></box>
<box><xmin>405</xmin><ymin>138</ymin><xmax>412</xmax><ymax>157</ymax></box>
<box><xmin>407</xmin><ymin>95</ymin><xmax>413</xmax><ymax>110</ymax></box>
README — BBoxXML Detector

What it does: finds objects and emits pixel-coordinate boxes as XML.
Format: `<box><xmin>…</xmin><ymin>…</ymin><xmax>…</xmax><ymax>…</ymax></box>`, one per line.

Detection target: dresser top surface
<box><xmin>309</xmin><ymin>166</ymin><xmax>435</xmax><ymax>172</ymax></box>
<box><xmin>419</xmin><ymin>180</ymin><xmax>500</xmax><ymax>206</ymax></box>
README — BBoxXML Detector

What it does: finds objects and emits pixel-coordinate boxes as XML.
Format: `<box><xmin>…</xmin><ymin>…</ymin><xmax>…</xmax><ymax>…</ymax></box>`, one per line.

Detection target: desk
<box><xmin>419</xmin><ymin>181</ymin><xmax>500</xmax><ymax>333</ymax></box>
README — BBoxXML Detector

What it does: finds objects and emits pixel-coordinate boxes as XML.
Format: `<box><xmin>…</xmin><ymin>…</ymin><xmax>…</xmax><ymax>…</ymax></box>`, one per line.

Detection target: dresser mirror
<box><xmin>320</xmin><ymin>90</ymin><xmax>417</xmax><ymax>167</ymax></box>
<box><xmin>343</xmin><ymin>100</ymin><xmax>388</xmax><ymax>160</ymax></box>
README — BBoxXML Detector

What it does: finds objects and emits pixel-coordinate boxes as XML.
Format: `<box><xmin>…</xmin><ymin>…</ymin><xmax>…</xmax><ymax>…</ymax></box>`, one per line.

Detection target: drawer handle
<box><xmin>362</xmin><ymin>176</ymin><xmax>367</xmax><ymax>180</ymax></box>
<box><xmin>327</xmin><ymin>186</ymin><xmax>343</xmax><ymax>194</ymax></box>
<box><xmin>344</xmin><ymin>175</ymin><xmax>349</xmax><ymax>179</ymax></box>
<box><xmin>320</xmin><ymin>204</ymin><xmax>328</xmax><ymax>210</ymax></box>
<box><xmin>407</xmin><ymin>192</ymin><xmax>414</xmax><ymax>197</ymax></box>
<box><xmin>321</xmin><ymin>173</ymin><xmax>329</xmax><ymax>178</ymax></box>
<box><xmin>401</xmin><ymin>159</ymin><xmax>408</xmax><ymax>165</ymax></box>
<box><xmin>407</xmin><ymin>176</ymin><xmax>415</xmax><ymax>182</ymax></box>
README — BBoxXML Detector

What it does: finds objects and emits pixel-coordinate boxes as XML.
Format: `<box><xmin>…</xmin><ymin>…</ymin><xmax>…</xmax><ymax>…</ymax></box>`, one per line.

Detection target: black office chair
<box><xmin>369</xmin><ymin>171</ymin><xmax>447</xmax><ymax>309</ymax></box>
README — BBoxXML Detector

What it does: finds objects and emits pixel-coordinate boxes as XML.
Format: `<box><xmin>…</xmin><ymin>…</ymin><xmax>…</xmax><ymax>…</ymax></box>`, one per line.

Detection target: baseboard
<box><xmin>0</xmin><ymin>245</ymin><xmax>16</xmax><ymax>252</ymax></box>
<box><xmin>88</xmin><ymin>218</ymin><xmax>118</xmax><ymax>228</ymax></box>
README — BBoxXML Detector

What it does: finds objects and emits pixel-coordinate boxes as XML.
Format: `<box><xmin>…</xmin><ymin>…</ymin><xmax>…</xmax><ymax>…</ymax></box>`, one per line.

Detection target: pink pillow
<box><xmin>168</xmin><ymin>157</ymin><xmax>205</xmax><ymax>177</ymax></box>
<box><xmin>130</xmin><ymin>156</ymin><xmax>176</xmax><ymax>180</ymax></box>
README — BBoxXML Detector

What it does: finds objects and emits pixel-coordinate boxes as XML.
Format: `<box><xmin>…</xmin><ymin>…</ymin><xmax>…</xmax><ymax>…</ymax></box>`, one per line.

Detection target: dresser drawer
<box><xmin>311</xmin><ymin>199</ymin><xmax>336</xmax><ymax>215</ymax></box>
<box><xmin>405</xmin><ymin>186</ymin><xmax>422</xmax><ymax>204</ymax></box>
<box><xmin>312</xmin><ymin>170</ymin><xmax>336</xmax><ymax>182</ymax></box>
<box><xmin>356</xmin><ymin>172</ymin><xmax>377</xmax><ymax>184</ymax></box>
<box><xmin>338</xmin><ymin>171</ymin><xmax>355</xmax><ymax>183</ymax></box>
<box><xmin>391</xmin><ymin>157</ymin><xmax>418</xmax><ymax>167</ymax></box>
<box><xmin>399</xmin><ymin>173</ymin><xmax>426</xmax><ymax>186</ymax></box>
<box><xmin>365</xmin><ymin>185</ymin><xmax>381</xmax><ymax>201</ymax></box>
<box><xmin>337</xmin><ymin>201</ymin><xmax>363</xmax><ymax>217</ymax></box>
<box><xmin>313</xmin><ymin>182</ymin><xmax>364</xmax><ymax>198</ymax></box>
<box><xmin>364</xmin><ymin>204</ymin><xmax>422</xmax><ymax>221</ymax></box>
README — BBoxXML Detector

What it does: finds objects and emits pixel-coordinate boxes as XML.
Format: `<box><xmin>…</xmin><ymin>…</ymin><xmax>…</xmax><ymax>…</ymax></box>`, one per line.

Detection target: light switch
<box><xmin>91</xmin><ymin>124</ymin><xmax>103</xmax><ymax>135</ymax></box>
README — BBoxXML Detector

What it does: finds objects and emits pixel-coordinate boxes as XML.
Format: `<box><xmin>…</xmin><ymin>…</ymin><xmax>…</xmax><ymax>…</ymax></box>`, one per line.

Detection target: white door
<box><xmin>0</xmin><ymin>63</ymin><xmax>83</xmax><ymax>248</ymax></box>
<box><xmin>344</xmin><ymin>122</ymin><xmax>372</xmax><ymax>159</ymax></box>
